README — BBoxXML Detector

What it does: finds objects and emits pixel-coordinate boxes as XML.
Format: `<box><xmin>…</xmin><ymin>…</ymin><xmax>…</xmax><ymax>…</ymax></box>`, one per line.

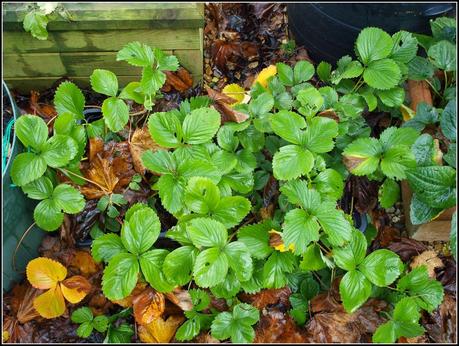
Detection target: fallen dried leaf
<box><xmin>422</xmin><ymin>293</ymin><xmax>456</xmax><ymax>343</ymax></box>
<box><xmin>133</xmin><ymin>287</ymin><xmax>165</xmax><ymax>325</ymax></box>
<box><xmin>129</xmin><ymin>127</ymin><xmax>163</xmax><ymax>174</ymax></box>
<box><xmin>239</xmin><ymin>287</ymin><xmax>291</xmax><ymax>310</ymax></box>
<box><xmin>138</xmin><ymin>315</ymin><xmax>185</xmax><ymax>343</ymax></box>
<box><xmin>70</xmin><ymin>250</ymin><xmax>100</xmax><ymax>276</ymax></box>
<box><xmin>254</xmin><ymin>307</ymin><xmax>307</xmax><ymax>343</ymax></box>
<box><xmin>111</xmin><ymin>281</ymin><xmax>148</xmax><ymax>308</ymax></box>
<box><xmin>411</xmin><ymin>250</ymin><xmax>444</xmax><ymax>278</ymax></box>
<box><xmin>165</xmin><ymin>288</ymin><xmax>193</xmax><ymax>311</ymax></box>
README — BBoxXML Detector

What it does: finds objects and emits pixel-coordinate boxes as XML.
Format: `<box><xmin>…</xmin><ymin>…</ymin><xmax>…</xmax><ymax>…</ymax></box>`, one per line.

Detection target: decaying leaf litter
<box><xmin>3</xmin><ymin>3</ymin><xmax>456</xmax><ymax>344</ymax></box>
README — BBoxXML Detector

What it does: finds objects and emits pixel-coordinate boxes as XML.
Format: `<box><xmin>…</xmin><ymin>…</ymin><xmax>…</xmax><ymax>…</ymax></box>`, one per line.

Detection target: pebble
<box><xmin>392</xmin><ymin>216</ymin><xmax>401</xmax><ymax>223</ymax></box>
<box><xmin>387</xmin><ymin>207</ymin><xmax>395</xmax><ymax>213</ymax></box>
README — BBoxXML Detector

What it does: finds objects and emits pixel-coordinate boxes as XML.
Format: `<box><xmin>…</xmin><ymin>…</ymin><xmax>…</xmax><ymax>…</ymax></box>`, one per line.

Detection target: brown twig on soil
<box><xmin>12</xmin><ymin>222</ymin><xmax>36</xmax><ymax>272</ymax></box>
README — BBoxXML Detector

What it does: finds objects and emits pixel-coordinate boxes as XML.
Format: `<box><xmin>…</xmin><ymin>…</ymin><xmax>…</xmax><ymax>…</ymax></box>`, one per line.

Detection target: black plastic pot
<box><xmin>288</xmin><ymin>3</ymin><xmax>455</xmax><ymax>64</ymax></box>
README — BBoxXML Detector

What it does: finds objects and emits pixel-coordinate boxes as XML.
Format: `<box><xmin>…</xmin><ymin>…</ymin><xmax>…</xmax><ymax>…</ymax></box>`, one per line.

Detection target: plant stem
<box><xmin>12</xmin><ymin>222</ymin><xmax>36</xmax><ymax>272</ymax></box>
<box><xmin>351</xmin><ymin>75</ymin><xmax>364</xmax><ymax>93</ymax></box>
<box><xmin>443</xmin><ymin>70</ymin><xmax>448</xmax><ymax>89</ymax></box>
<box><xmin>46</xmin><ymin>115</ymin><xmax>57</xmax><ymax>126</ymax></box>
<box><xmin>425</xmin><ymin>79</ymin><xmax>443</xmax><ymax>99</ymax></box>
<box><xmin>59</xmin><ymin>168</ymin><xmax>109</xmax><ymax>194</ymax></box>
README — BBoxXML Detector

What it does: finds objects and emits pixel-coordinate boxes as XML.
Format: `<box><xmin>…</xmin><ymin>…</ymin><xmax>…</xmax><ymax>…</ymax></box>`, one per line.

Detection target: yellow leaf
<box><xmin>26</xmin><ymin>257</ymin><xmax>67</xmax><ymax>290</ymax></box>
<box><xmin>400</xmin><ymin>104</ymin><xmax>415</xmax><ymax>121</ymax></box>
<box><xmin>268</xmin><ymin>230</ymin><xmax>295</xmax><ymax>252</ymax></box>
<box><xmin>60</xmin><ymin>275</ymin><xmax>92</xmax><ymax>304</ymax></box>
<box><xmin>133</xmin><ymin>287</ymin><xmax>165</xmax><ymax>325</ymax></box>
<box><xmin>253</xmin><ymin>65</ymin><xmax>277</xmax><ymax>88</ymax></box>
<box><xmin>138</xmin><ymin>315</ymin><xmax>185</xmax><ymax>343</ymax></box>
<box><xmin>2</xmin><ymin>330</ymin><xmax>9</xmax><ymax>343</ymax></box>
<box><xmin>33</xmin><ymin>285</ymin><xmax>66</xmax><ymax>319</ymax></box>
<box><xmin>222</xmin><ymin>84</ymin><xmax>245</xmax><ymax>106</ymax></box>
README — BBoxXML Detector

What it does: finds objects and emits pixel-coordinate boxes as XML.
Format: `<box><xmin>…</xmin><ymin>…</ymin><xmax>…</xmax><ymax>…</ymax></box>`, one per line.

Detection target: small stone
<box><xmin>391</xmin><ymin>216</ymin><xmax>400</xmax><ymax>223</ymax></box>
<box><xmin>386</xmin><ymin>207</ymin><xmax>395</xmax><ymax>213</ymax></box>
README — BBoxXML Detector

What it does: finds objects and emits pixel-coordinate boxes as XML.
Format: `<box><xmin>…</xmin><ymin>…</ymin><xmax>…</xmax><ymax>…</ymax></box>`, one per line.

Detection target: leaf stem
<box><xmin>351</xmin><ymin>75</ymin><xmax>364</xmax><ymax>93</ymax></box>
<box><xmin>58</xmin><ymin>168</ymin><xmax>110</xmax><ymax>194</ymax></box>
<box><xmin>443</xmin><ymin>70</ymin><xmax>448</xmax><ymax>89</ymax></box>
<box><xmin>425</xmin><ymin>79</ymin><xmax>443</xmax><ymax>99</ymax></box>
<box><xmin>12</xmin><ymin>222</ymin><xmax>36</xmax><ymax>272</ymax></box>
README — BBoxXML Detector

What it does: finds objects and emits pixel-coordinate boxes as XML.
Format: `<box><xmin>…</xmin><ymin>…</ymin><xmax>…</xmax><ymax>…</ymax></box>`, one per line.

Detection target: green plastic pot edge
<box><xmin>2</xmin><ymin>80</ymin><xmax>45</xmax><ymax>293</ymax></box>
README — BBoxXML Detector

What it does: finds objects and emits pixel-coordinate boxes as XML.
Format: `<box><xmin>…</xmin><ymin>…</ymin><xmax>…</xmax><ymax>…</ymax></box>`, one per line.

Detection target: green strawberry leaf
<box><xmin>71</xmin><ymin>307</ymin><xmax>93</xmax><ymax>324</ymax></box>
<box><xmin>316</xmin><ymin>205</ymin><xmax>352</xmax><ymax>247</ymax></box>
<box><xmin>343</xmin><ymin>137</ymin><xmax>382</xmax><ymax>176</ymax></box>
<box><xmin>188</xmin><ymin>218</ymin><xmax>227</xmax><ymax>248</ymax></box>
<box><xmin>193</xmin><ymin>247</ymin><xmax>229</xmax><ymax>288</ymax></box>
<box><xmin>300</xmin><ymin>116</ymin><xmax>338</xmax><ymax>153</ymax></box>
<box><xmin>428</xmin><ymin>40</ymin><xmax>456</xmax><ymax>72</ymax></box>
<box><xmin>76</xmin><ymin>321</ymin><xmax>93</xmax><ymax>338</ymax></box>
<box><xmin>363</xmin><ymin>58</ymin><xmax>401</xmax><ymax>90</ymax></box>
<box><xmin>117</xmin><ymin>41</ymin><xmax>154</xmax><ymax>67</ymax></box>
<box><xmin>237</xmin><ymin>221</ymin><xmax>274</xmax><ymax>260</ymax></box>
<box><xmin>313</xmin><ymin>169</ymin><xmax>344</xmax><ymax>200</ymax></box>
<box><xmin>184</xmin><ymin>177</ymin><xmax>221</xmax><ymax>214</ymax></box>
<box><xmin>378</xmin><ymin>178</ymin><xmax>400</xmax><ymax>209</ymax></box>
<box><xmin>148</xmin><ymin>112</ymin><xmax>182</xmax><ymax>148</ymax></box>
<box><xmin>263</xmin><ymin>251</ymin><xmax>296</xmax><ymax>288</ymax></box>
<box><xmin>54</xmin><ymin>81</ymin><xmax>85</xmax><ymax>120</ymax></box>
<box><xmin>282</xmin><ymin>208</ymin><xmax>320</xmax><ymax>254</ymax></box>
<box><xmin>407</xmin><ymin>56</ymin><xmax>435</xmax><ymax>81</ymax></box>
<box><xmin>359</xmin><ymin>249</ymin><xmax>402</xmax><ymax>287</ymax></box>
<box><xmin>90</xmin><ymin>69</ymin><xmax>119</xmax><ymax>97</ymax></box>
<box><xmin>390</xmin><ymin>30</ymin><xmax>418</xmax><ymax>63</ymax></box>
<box><xmin>33</xmin><ymin>198</ymin><xmax>63</xmax><ymax>231</ymax></box>
<box><xmin>356</xmin><ymin>27</ymin><xmax>393</xmax><ymax>64</ymax></box>
<box><xmin>21</xmin><ymin>176</ymin><xmax>53</xmax><ymax>200</ymax></box>
<box><xmin>223</xmin><ymin>241</ymin><xmax>253</xmax><ymax>282</ymax></box>
<box><xmin>339</xmin><ymin>270</ymin><xmax>372</xmax><ymax>313</ymax></box>
<box><xmin>410</xmin><ymin>193</ymin><xmax>443</xmax><ymax>225</ymax></box>
<box><xmin>182</xmin><ymin>108</ymin><xmax>221</xmax><ymax>144</ymax></box>
<box><xmin>139</xmin><ymin>249</ymin><xmax>175</xmax><ymax>292</ymax></box>
<box><xmin>101</xmin><ymin>97</ymin><xmax>129</xmax><ymax>132</ymax></box>
<box><xmin>376</xmin><ymin>87</ymin><xmax>405</xmax><ymax>107</ymax></box>
<box><xmin>163</xmin><ymin>246</ymin><xmax>197</xmax><ymax>286</ymax></box>
<box><xmin>121</xmin><ymin>207</ymin><xmax>161</xmax><ymax>255</ymax></box>
<box><xmin>211</xmin><ymin>303</ymin><xmax>259</xmax><ymax>343</ymax></box>
<box><xmin>440</xmin><ymin>99</ymin><xmax>456</xmax><ymax>142</ymax></box>
<box><xmin>23</xmin><ymin>10</ymin><xmax>48</xmax><ymax>40</ymax></box>
<box><xmin>272</xmin><ymin>145</ymin><xmax>314</xmax><ymax>180</ymax></box>
<box><xmin>299</xmin><ymin>243</ymin><xmax>327</xmax><ymax>271</ymax></box>
<box><xmin>15</xmin><ymin>114</ymin><xmax>48</xmax><ymax>150</ymax></box>
<box><xmin>316</xmin><ymin>61</ymin><xmax>332</xmax><ymax>82</ymax></box>
<box><xmin>91</xmin><ymin>233</ymin><xmax>125</xmax><ymax>263</ymax></box>
<box><xmin>140</xmin><ymin>65</ymin><xmax>166</xmax><ymax>94</ymax></box>
<box><xmin>156</xmin><ymin>174</ymin><xmax>185</xmax><ymax>214</ymax></box>
<box><xmin>92</xmin><ymin>315</ymin><xmax>109</xmax><ymax>333</ymax></box>
<box><xmin>52</xmin><ymin>184</ymin><xmax>85</xmax><ymax>213</ymax></box>
<box><xmin>102</xmin><ymin>252</ymin><xmax>139</xmax><ymax>300</ymax></box>
<box><xmin>10</xmin><ymin>153</ymin><xmax>47</xmax><ymax>186</ymax></box>
<box><xmin>211</xmin><ymin>196</ymin><xmax>251</xmax><ymax>228</ymax></box>
<box><xmin>270</xmin><ymin>110</ymin><xmax>306</xmax><ymax>145</ymax></box>
<box><xmin>333</xmin><ymin>229</ymin><xmax>367</xmax><ymax>271</ymax></box>
<box><xmin>380</xmin><ymin>145</ymin><xmax>416</xmax><ymax>180</ymax></box>
<box><xmin>276</xmin><ymin>62</ymin><xmax>294</xmax><ymax>86</ymax></box>
<box><xmin>294</xmin><ymin>60</ymin><xmax>315</xmax><ymax>84</ymax></box>
<box><xmin>142</xmin><ymin>149</ymin><xmax>176</xmax><ymax>174</ymax></box>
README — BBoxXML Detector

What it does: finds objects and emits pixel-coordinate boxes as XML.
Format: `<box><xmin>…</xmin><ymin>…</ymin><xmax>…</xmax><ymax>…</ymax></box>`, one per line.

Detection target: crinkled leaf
<box><xmin>359</xmin><ymin>249</ymin><xmax>402</xmax><ymax>287</ymax></box>
<box><xmin>91</xmin><ymin>233</ymin><xmax>125</xmax><ymax>263</ymax></box>
<box><xmin>54</xmin><ymin>81</ymin><xmax>85</xmax><ymax>119</ymax></box>
<box><xmin>363</xmin><ymin>58</ymin><xmax>401</xmax><ymax>90</ymax></box>
<box><xmin>272</xmin><ymin>145</ymin><xmax>314</xmax><ymax>180</ymax></box>
<box><xmin>15</xmin><ymin>114</ymin><xmax>48</xmax><ymax>150</ymax></box>
<box><xmin>356</xmin><ymin>27</ymin><xmax>393</xmax><ymax>64</ymax></box>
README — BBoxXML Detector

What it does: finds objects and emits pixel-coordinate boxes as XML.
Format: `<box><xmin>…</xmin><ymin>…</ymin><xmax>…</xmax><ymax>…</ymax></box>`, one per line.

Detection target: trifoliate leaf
<box><xmin>343</xmin><ymin>137</ymin><xmax>382</xmax><ymax>176</ymax></box>
<box><xmin>356</xmin><ymin>27</ymin><xmax>393</xmax><ymax>64</ymax></box>
<box><xmin>378</xmin><ymin>178</ymin><xmax>400</xmax><ymax>209</ymax></box>
<box><xmin>272</xmin><ymin>145</ymin><xmax>314</xmax><ymax>180</ymax></box>
<box><xmin>101</xmin><ymin>97</ymin><xmax>129</xmax><ymax>132</ymax></box>
<box><xmin>296</xmin><ymin>88</ymin><xmax>324</xmax><ymax>117</ymax></box>
<box><xmin>182</xmin><ymin>108</ymin><xmax>221</xmax><ymax>144</ymax></box>
<box><xmin>363</xmin><ymin>59</ymin><xmax>401</xmax><ymax>90</ymax></box>
<box><xmin>339</xmin><ymin>270</ymin><xmax>372</xmax><ymax>313</ymax></box>
<box><xmin>211</xmin><ymin>303</ymin><xmax>259</xmax><ymax>343</ymax></box>
<box><xmin>359</xmin><ymin>249</ymin><xmax>402</xmax><ymax>287</ymax></box>
<box><xmin>397</xmin><ymin>266</ymin><xmax>444</xmax><ymax>312</ymax></box>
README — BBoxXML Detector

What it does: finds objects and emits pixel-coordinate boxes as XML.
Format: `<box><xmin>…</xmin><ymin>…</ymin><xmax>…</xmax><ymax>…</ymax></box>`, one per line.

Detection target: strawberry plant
<box><xmin>8</xmin><ymin>19</ymin><xmax>455</xmax><ymax>343</ymax></box>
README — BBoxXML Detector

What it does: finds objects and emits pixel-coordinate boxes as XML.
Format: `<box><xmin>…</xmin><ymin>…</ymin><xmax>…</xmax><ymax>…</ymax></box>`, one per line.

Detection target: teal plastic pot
<box><xmin>2</xmin><ymin>81</ymin><xmax>45</xmax><ymax>292</ymax></box>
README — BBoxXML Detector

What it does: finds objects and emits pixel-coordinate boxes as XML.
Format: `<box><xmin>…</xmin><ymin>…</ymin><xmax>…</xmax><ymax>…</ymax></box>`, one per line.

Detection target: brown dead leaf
<box><xmin>310</xmin><ymin>278</ymin><xmax>343</xmax><ymax>314</ymax></box>
<box><xmin>70</xmin><ymin>250</ymin><xmax>100</xmax><ymax>276</ymax></box>
<box><xmin>304</xmin><ymin>299</ymin><xmax>388</xmax><ymax>343</ymax></box>
<box><xmin>138</xmin><ymin>315</ymin><xmax>185</xmax><ymax>343</ymax></box>
<box><xmin>206</xmin><ymin>86</ymin><xmax>249</xmax><ymax>123</ymax></box>
<box><xmin>129</xmin><ymin>127</ymin><xmax>163</xmax><ymax>174</ymax></box>
<box><xmin>29</xmin><ymin>90</ymin><xmax>57</xmax><ymax>121</ymax></box>
<box><xmin>422</xmin><ymin>293</ymin><xmax>456</xmax><ymax>343</ymax></box>
<box><xmin>254</xmin><ymin>308</ymin><xmax>308</xmax><ymax>343</ymax></box>
<box><xmin>133</xmin><ymin>287</ymin><xmax>165</xmax><ymax>325</ymax></box>
<box><xmin>165</xmin><ymin>287</ymin><xmax>193</xmax><ymax>311</ymax></box>
<box><xmin>80</xmin><ymin>138</ymin><xmax>135</xmax><ymax>199</ymax></box>
<box><xmin>318</xmin><ymin>109</ymin><xmax>340</xmax><ymax>122</ymax></box>
<box><xmin>2</xmin><ymin>315</ymin><xmax>34</xmax><ymax>343</ymax></box>
<box><xmin>194</xmin><ymin>332</ymin><xmax>221</xmax><ymax>343</ymax></box>
<box><xmin>410</xmin><ymin>250</ymin><xmax>444</xmax><ymax>278</ymax></box>
<box><xmin>239</xmin><ymin>287</ymin><xmax>291</xmax><ymax>310</ymax></box>
<box><xmin>387</xmin><ymin>238</ymin><xmax>428</xmax><ymax>262</ymax></box>
<box><xmin>163</xmin><ymin>68</ymin><xmax>193</xmax><ymax>93</ymax></box>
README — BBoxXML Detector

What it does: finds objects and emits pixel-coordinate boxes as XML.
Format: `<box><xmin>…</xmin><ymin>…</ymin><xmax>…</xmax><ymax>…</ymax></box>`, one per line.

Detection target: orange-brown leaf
<box><xmin>165</xmin><ymin>288</ymin><xmax>193</xmax><ymax>311</ymax></box>
<box><xmin>33</xmin><ymin>285</ymin><xmax>66</xmax><ymax>319</ymax></box>
<box><xmin>112</xmin><ymin>281</ymin><xmax>148</xmax><ymax>308</ymax></box>
<box><xmin>60</xmin><ymin>275</ymin><xmax>92</xmax><ymax>304</ymax></box>
<box><xmin>16</xmin><ymin>285</ymin><xmax>42</xmax><ymax>324</ymax></box>
<box><xmin>70</xmin><ymin>250</ymin><xmax>100</xmax><ymax>276</ymax></box>
<box><xmin>129</xmin><ymin>127</ymin><xmax>163</xmax><ymax>174</ymax></box>
<box><xmin>26</xmin><ymin>257</ymin><xmax>67</xmax><ymax>290</ymax></box>
<box><xmin>138</xmin><ymin>315</ymin><xmax>185</xmax><ymax>343</ymax></box>
<box><xmin>133</xmin><ymin>287</ymin><xmax>166</xmax><ymax>325</ymax></box>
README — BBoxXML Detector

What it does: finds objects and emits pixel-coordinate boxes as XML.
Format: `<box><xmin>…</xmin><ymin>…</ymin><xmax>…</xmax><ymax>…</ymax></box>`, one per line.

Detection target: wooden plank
<box><xmin>4</xmin><ymin>28</ymin><xmax>201</xmax><ymax>53</ymax></box>
<box><xmin>4</xmin><ymin>50</ymin><xmax>201</xmax><ymax>78</ymax></box>
<box><xmin>3</xmin><ymin>3</ymin><xmax>204</xmax><ymax>30</ymax></box>
<box><xmin>5</xmin><ymin>74</ymin><xmax>202</xmax><ymax>93</ymax></box>
<box><xmin>411</xmin><ymin>221</ymin><xmax>452</xmax><ymax>242</ymax></box>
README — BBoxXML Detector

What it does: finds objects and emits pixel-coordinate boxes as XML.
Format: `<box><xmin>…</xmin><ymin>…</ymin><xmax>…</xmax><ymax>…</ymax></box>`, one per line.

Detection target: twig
<box><xmin>12</xmin><ymin>222</ymin><xmax>36</xmax><ymax>272</ymax></box>
<box><xmin>46</xmin><ymin>115</ymin><xmax>57</xmax><ymax>126</ymax></box>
